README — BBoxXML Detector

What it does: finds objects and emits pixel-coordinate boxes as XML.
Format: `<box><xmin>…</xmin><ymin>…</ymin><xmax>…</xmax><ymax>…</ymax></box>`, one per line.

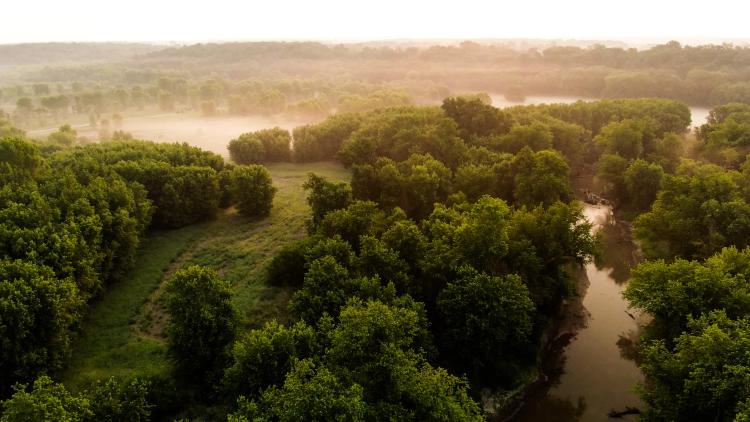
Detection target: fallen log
<box><xmin>608</xmin><ymin>406</ymin><xmax>641</xmax><ymax>418</ymax></box>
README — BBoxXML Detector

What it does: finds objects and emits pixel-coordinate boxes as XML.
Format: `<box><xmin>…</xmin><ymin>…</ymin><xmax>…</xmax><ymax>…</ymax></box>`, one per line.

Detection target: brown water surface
<box><xmin>513</xmin><ymin>204</ymin><xmax>646</xmax><ymax>422</ymax></box>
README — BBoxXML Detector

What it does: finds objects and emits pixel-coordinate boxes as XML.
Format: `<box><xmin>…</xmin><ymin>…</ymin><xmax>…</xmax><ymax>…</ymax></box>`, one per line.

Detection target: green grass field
<box><xmin>62</xmin><ymin>161</ymin><xmax>350</xmax><ymax>390</ymax></box>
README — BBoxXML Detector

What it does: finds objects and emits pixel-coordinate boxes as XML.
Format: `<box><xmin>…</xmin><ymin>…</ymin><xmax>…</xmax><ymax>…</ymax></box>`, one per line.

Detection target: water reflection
<box><xmin>512</xmin><ymin>204</ymin><xmax>644</xmax><ymax>422</ymax></box>
<box><xmin>516</xmin><ymin>396</ymin><xmax>587</xmax><ymax>422</ymax></box>
<box><xmin>593</xmin><ymin>213</ymin><xmax>637</xmax><ymax>285</ymax></box>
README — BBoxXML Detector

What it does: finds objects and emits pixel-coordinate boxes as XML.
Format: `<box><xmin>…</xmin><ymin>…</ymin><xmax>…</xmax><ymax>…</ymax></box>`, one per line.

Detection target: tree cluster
<box><xmin>0</xmin><ymin>133</ymin><xmax>276</xmax><ymax>405</ymax></box>
<box><xmin>228</xmin><ymin>128</ymin><xmax>292</xmax><ymax>164</ymax></box>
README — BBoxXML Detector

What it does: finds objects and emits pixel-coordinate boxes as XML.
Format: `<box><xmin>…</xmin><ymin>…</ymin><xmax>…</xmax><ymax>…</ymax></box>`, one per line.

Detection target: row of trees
<box><xmin>0</xmin><ymin>128</ymin><xmax>277</xmax><ymax>409</ymax></box>
<box><xmin>12</xmin><ymin>41</ymin><xmax>750</xmax><ymax>108</ymax></box>
<box><xmin>5</xmin><ymin>77</ymin><xmax>426</xmax><ymax>128</ymax></box>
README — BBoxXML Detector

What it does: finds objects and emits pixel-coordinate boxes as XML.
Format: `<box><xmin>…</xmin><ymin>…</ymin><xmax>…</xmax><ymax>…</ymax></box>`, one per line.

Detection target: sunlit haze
<box><xmin>3</xmin><ymin>0</ymin><xmax>749</xmax><ymax>44</ymax></box>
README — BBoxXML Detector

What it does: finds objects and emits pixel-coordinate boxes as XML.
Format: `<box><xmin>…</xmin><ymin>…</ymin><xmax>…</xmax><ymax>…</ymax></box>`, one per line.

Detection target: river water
<box><xmin>511</xmin><ymin>204</ymin><xmax>647</xmax><ymax>422</ymax></box>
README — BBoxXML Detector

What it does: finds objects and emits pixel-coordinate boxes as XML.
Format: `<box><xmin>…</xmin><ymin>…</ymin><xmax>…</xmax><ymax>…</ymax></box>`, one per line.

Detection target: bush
<box><xmin>228</xmin><ymin>165</ymin><xmax>276</xmax><ymax>217</ymax></box>
<box><xmin>266</xmin><ymin>237</ymin><xmax>316</xmax><ymax>287</ymax></box>
<box><xmin>228</xmin><ymin>128</ymin><xmax>291</xmax><ymax>164</ymax></box>
<box><xmin>222</xmin><ymin>321</ymin><xmax>315</xmax><ymax>399</ymax></box>
<box><xmin>0</xmin><ymin>376</ymin><xmax>91</xmax><ymax>421</ymax></box>
<box><xmin>86</xmin><ymin>377</ymin><xmax>152</xmax><ymax>422</ymax></box>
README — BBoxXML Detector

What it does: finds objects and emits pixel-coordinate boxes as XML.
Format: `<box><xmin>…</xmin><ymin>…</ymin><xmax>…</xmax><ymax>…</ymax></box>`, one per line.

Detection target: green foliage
<box><xmin>338</xmin><ymin>107</ymin><xmax>466</xmax><ymax>169</ymax></box>
<box><xmin>333</xmin><ymin>299</ymin><xmax>433</xmax><ymax>362</ymax></box>
<box><xmin>512</xmin><ymin>147</ymin><xmax>572</xmax><ymax>207</ymax></box>
<box><xmin>490</xmin><ymin>122</ymin><xmax>553</xmax><ymax>154</ymax></box>
<box><xmin>648</xmin><ymin>133</ymin><xmax>683</xmax><ymax>172</ymax></box>
<box><xmin>381</xmin><ymin>220</ymin><xmax>427</xmax><ymax>276</ymax></box>
<box><xmin>164</xmin><ymin>266</ymin><xmax>238</xmax><ymax>381</ymax></box>
<box><xmin>48</xmin><ymin>125</ymin><xmax>78</xmax><ymax>146</ymax></box>
<box><xmin>533</xmin><ymin>98</ymin><xmax>691</xmax><ymax>136</ymax></box>
<box><xmin>384</xmin><ymin>359</ymin><xmax>483</xmax><ymax>422</ymax></box>
<box><xmin>0</xmin><ymin>137</ymin><xmax>45</xmax><ymax>184</ymax></box>
<box><xmin>228</xmin><ymin>128</ymin><xmax>292</xmax><ymax>164</ymax></box>
<box><xmin>637</xmin><ymin>312</ymin><xmax>750</xmax><ymax>422</ymax></box>
<box><xmin>52</xmin><ymin>140</ymin><xmax>224</xmax><ymax>229</ymax></box>
<box><xmin>0</xmin><ymin>376</ymin><xmax>151</xmax><ymax>422</ymax></box>
<box><xmin>594</xmin><ymin>118</ymin><xmax>656</xmax><ymax>160</ymax></box>
<box><xmin>303</xmin><ymin>173</ymin><xmax>353</xmax><ymax>227</ymax></box>
<box><xmin>229</xmin><ymin>136</ymin><xmax>264</xmax><ymax>164</ymax></box>
<box><xmin>86</xmin><ymin>377</ymin><xmax>152</xmax><ymax>422</ymax></box>
<box><xmin>597</xmin><ymin>153</ymin><xmax>630</xmax><ymax>201</ymax></box>
<box><xmin>635</xmin><ymin>161</ymin><xmax>750</xmax><ymax>259</ymax></box>
<box><xmin>324</xmin><ymin>300</ymin><xmax>481</xmax><ymax>421</ymax></box>
<box><xmin>453</xmin><ymin>162</ymin><xmax>501</xmax><ymax>202</ymax></box>
<box><xmin>624</xmin><ymin>159</ymin><xmax>664</xmax><ymax>211</ymax></box>
<box><xmin>437</xmin><ymin>268</ymin><xmax>534</xmax><ymax>385</ymax></box>
<box><xmin>229</xmin><ymin>360</ymin><xmax>366</xmax><ymax>422</ymax></box>
<box><xmin>317</xmin><ymin>201</ymin><xmax>395</xmax><ymax>249</ymax></box>
<box><xmin>115</xmin><ymin>162</ymin><xmax>220</xmax><ymax>228</ymax></box>
<box><xmin>0</xmin><ymin>376</ymin><xmax>92</xmax><ymax>422</ymax></box>
<box><xmin>228</xmin><ymin>165</ymin><xmax>276</xmax><ymax>218</ymax></box>
<box><xmin>265</xmin><ymin>237</ymin><xmax>317</xmax><ymax>287</ymax></box>
<box><xmin>441</xmin><ymin>96</ymin><xmax>512</xmax><ymax>140</ymax></box>
<box><xmin>626</xmin><ymin>247</ymin><xmax>750</xmax><ymax>339</ymax></box>
<box><xmin>324</xmin><ymin>299</ymin><xmax>431</xmax><ymax>386</ymax></box>
<box><xmin>0</xmin><ymin>260</ymin><xmax>81</xmax><ymax>397</ymax></box>
<box><xmin>0</xmin><ymin>179</ymin><xmax>126</xmax><ymax>296</ymax></box>
<box><xmin>292</xmin><ymin>114</ymin><xmax>362</xmax><ymax>163</ymax></box>
<box><xmin>218</xmin><ymin>166</ymin><xmax>235</xmax><ymax>208</ymax></box>
<box><xmin>0</xmin><ymin>119</ymin><xmax>25</xmax><ymax>139</ymax></box>
<box><xmin>47</xmin><ymin>172</ymin><xmax>152</xmax><ymax>283</ymax></box>
<box><xmin>338</xmin><ymin>88</ymin><xmax>412</xmax><ymax>114</ymax></box>
<box><xmin>351</xmin><ymin>154</ymin><xmax>453</xmax><ymax>219</ymax></box>
<box><xmin>356</xmin><ymin>235</ymin><xmax>410</xmax><ymax>293</ymax></box>
<box><xmin>289</xmin><ymin>256</ymin><xmax>395</xmax><ymax>324</ymax></box>
<box><xmin>507</xmin><ymin>201</ymin><xmax>595</xmax><ymax>309</ymax></box>
<box><xmin>303</xmin><ymin>236</ymin><xmax>357</xmax><ymax>270</ymax></box>
<box><xmin>419</xmin><ymin>197</ymin><xmax>593</xmax><ymax>310</ymax></box>
<box><xmin>222</xmin><ymin>321</ymin><xmax>315</xmax><ymax>399</ymax></box>
<box><xmin>52</xmin><ymin>140</ymin><xmax>224</xmax><ymax>174</ymax></box>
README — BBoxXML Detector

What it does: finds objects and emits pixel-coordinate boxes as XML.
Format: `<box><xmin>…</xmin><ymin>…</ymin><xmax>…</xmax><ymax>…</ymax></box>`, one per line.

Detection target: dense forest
<box><xmin>4</xmin><ymin>36</ymin><xmax>750</xmax><ymax>422</ymax></box>
<box><xmin>3</xmin><ymin>86</ymin><xmax>750</xmax><ymax>421</ymax></box>
<box><xmin>4</xmin><ymin>40</ymin><xmax>750</xmax><ymax>133</ymax></box>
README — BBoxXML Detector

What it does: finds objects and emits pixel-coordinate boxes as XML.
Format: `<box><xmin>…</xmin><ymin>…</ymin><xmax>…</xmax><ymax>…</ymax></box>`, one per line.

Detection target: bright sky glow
<box><xmin>2</xmin><ymin>0</ymin><xmax>749</xmax><ymax>44</ymax></box>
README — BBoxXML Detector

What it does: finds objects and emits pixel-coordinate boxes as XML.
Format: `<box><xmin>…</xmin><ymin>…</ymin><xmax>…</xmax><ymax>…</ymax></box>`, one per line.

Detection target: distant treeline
<box><xmin>0</xmin><ymin>42</ymin><xmax>161</xmax><ymax>66</ymax></box>
<box><xmin>5</xmin><ymin>40</ymin><xmax>750</xmax><ymax>112</ymax></box>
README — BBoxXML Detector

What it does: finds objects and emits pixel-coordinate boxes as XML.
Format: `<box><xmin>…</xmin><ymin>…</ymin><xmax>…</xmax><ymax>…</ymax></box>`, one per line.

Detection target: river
<box><xmin>509</xmin><ymin>204</ymin><xmax>647</xmax><ymax>421</ymax></box>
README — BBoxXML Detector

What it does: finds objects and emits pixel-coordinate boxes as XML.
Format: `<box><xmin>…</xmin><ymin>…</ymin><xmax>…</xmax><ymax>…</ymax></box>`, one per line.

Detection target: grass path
<box><xmin>61</xmin><ymin>225</ymin><xmax>207</xmax><ymax>389</ymax></box>
<box><xmin>63</xmin><ymin>162</ymin><xmax>349</xmax><ymax>389</ymax></box>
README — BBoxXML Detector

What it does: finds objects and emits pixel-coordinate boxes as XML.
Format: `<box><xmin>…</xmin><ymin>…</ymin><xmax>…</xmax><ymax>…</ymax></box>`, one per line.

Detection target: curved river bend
<box><xmin>513</xmin><ymin>204</ymin><xmax>647</xmax><ymax>421</ymax></box>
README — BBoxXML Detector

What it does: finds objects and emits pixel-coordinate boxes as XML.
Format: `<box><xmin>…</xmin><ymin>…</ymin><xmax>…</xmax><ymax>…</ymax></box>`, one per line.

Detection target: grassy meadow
<box><xmin>62</xmin><ymin>161</ymin><xmax>350</xmax><ymax>389</ymax></box>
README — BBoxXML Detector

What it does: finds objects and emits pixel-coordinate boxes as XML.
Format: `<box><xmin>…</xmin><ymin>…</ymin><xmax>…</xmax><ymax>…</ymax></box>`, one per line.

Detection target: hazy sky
<box><xmin>3</xmin><ymin>0</ymin><xmax>749</xmax><ymax>44</ymax></box>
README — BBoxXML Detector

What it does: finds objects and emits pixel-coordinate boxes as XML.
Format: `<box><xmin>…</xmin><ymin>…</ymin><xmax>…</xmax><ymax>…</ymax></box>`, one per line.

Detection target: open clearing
<box><xmin>62</xmin><ymin>161</ymin><xmax>350</xmax><ymax>389</ymax></box>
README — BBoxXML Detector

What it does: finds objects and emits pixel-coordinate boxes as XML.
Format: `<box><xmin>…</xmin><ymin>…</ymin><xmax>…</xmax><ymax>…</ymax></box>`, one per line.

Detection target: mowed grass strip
<box><xmin>62</xmin><ymin>224</ymin><xmax>208</xmax><ymax>389</ymax></box>
<box><xmin>63</xmin><ymin>162</ymin><xmax>349</xmax><ymax>389</ymax></box>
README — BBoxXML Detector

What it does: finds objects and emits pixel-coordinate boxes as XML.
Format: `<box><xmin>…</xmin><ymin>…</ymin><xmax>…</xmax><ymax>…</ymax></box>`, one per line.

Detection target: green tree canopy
<box><xmin>227</xmin><ymin>165</ymin><xmax>276</xmax><ymax>217</ymax></box>
<box><xmin>165</xmin><ymin>266</ymin><xmax>238</xmax><ymax>381</ymax></box>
